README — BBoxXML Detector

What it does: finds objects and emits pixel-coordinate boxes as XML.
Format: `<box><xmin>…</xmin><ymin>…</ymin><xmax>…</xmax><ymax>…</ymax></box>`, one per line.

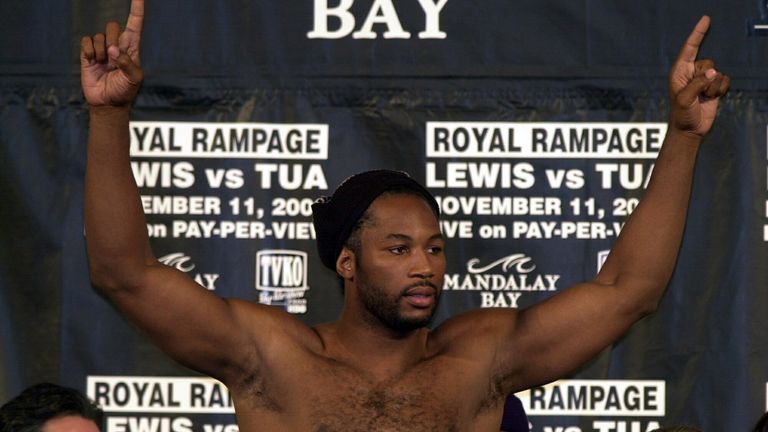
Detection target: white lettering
<box><xmin>141</xmin><ymin>196</ymin><xmax>221</xmax><ymax>215</ymax></box>
<box><xmin>306</xmin><ymin>0</ymin><xmax>356</xmax><ymax>39</ymax></box>
<box><xmin>131</xmin><ymin>162</ymin><xmax>194</xmax><ymax>189</ymax></box>
<box><xmin>426</xmin><ymin>162</ymin><xmax>535</xmax><ymax>189</ymax></box>
<box><xmin>353</xmin><ymin>0</ymin><xmax>410</xmax><ymax>39</ymax></box>
<box><xmin>253</xmin><ymin>164</ymin><xmax>328</xmax><ymax>190</ymax></box>
<box><xmin>417</xmin><ymin>0</ymin><xmax>448</xmax><ymax>38</ymax></box>
<box><xmin>307</xmin><ymin>0</ymin><xmax>448</xmax><ymax>39</ymax></box>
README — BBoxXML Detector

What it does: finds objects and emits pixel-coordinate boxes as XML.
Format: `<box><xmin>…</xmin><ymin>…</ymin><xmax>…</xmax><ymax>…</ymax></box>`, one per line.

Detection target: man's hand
<box><xmin>668</xmin><ymin>15</ymin><xmax>731</xmax><ymax>138</ymax></box>
<box><xmin>80</xmin><ymin>0</ymin><xmax>144</xmax><ymax>107</ymax></box>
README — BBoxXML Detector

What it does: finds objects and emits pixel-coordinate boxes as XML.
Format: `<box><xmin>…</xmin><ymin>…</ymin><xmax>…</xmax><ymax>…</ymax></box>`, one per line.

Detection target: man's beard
<box><xmin>356</xmin><ymin>268</ymin><xmax>440</xmax><ymax>333</ymax></box>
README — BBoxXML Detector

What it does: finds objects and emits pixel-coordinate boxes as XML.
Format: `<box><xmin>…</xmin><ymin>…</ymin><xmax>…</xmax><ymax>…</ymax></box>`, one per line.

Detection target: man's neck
<box><xmin>318</xmin><ymin>313</ymin><xmax>431</xmax><ymax>382</ymax></box>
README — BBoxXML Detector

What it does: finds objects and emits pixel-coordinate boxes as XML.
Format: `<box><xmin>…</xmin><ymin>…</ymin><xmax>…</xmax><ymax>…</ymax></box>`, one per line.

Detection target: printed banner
<box><xmin>2</xmin><ymin>1</ymin><xmax>768</xmax><ymax>431</ymax></box>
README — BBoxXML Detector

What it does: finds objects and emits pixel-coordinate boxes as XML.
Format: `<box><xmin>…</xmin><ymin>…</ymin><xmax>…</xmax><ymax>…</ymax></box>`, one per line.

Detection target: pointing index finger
<box><xmin>125</xmin><ymin>0</ymin><xmax>144</xmax><ymax>35</ymax></box>
<box><xmin>676</xmin><ymin>15</ymin><xmax>710</xmax><ymax>64</ymax></box>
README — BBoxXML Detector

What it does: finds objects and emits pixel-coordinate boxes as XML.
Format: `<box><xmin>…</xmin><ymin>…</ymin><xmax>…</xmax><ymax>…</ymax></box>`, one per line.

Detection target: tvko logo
<box><xmin>157</xmin><ymin>252</ymin><xmax>219</xmax><ymax>290</ymax></box>
<box><xmin>255</xmin><ymin>250</ymin><xmax>310</xmax><ymax>314</ymax></box>
<box><xmin>307</xmin><ymin>0</ymin><xmax>448</xmax><ymax>39</ymax></box>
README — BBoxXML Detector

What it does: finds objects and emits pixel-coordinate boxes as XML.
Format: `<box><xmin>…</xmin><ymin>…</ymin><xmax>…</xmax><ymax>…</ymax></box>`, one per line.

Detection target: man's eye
<box><xmin>390</xmin><ymin>246</ymin><xmax>408</xmax><ymax>255</ymax></box>
<box><xmin>428</xmin><ymin>246</ymin><xmax>443</xmax><ymax>254</ymax></box>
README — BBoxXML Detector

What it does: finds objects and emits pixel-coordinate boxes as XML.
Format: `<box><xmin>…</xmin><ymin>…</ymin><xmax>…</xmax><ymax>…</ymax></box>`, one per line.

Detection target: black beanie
<box><xmin>311</xmin><ymin>170</ymin><xmax>440</xmax><ymax>270</ymax></box>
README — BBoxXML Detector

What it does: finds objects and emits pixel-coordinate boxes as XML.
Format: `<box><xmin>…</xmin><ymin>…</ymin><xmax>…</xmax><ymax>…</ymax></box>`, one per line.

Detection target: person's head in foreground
<box><xmin>0</xmin><ymin>383</ymin><xmax>103</xmax><ymax>432</ymax></box>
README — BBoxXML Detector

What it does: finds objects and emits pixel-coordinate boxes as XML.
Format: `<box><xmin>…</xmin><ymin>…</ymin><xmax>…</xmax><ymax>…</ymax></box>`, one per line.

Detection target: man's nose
<box><xmin>409</xmin><ymin>249</ymin><xmax>435</xmax><ymax>279</ymax></box>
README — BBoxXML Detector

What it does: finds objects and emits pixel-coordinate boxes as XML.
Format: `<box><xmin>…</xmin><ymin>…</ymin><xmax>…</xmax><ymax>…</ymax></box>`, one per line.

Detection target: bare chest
<box><xmin>233</xmin><ymin>356</ymin><xmax>504</xmax><ymax>432</ymax></box>
<box><xmin>308</xmin><ymin>369</ymin><xmax>464</xmax><ymax>431</ymax></box>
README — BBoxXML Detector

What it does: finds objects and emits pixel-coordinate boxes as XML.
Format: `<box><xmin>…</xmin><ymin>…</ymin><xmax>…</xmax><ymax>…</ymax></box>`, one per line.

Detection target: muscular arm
<box><xmin>81</xmin><ymin>0</ymin><xmax>297</xmax><ymax>385</ymax></box>
<box><xmin>85</xmin><ymin>107</ymin><xmax>257</xmax><ymax>380</ymax></box>
<box><xmin>481</xmin><ymin>16</ymin><xmax>730</xmax><ymax>392</ymax></box>
<box><xmin>501</xmin><ymin>127</ymin><xmax>701</xmax><ymax>390</ymax></box>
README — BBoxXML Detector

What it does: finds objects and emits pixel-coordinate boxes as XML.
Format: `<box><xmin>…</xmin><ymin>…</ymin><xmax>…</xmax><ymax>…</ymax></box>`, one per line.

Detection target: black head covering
<box><xmin>312</xmin><ymin>170</ymin><xmax>440</xmax><ymax>270</ymax></box>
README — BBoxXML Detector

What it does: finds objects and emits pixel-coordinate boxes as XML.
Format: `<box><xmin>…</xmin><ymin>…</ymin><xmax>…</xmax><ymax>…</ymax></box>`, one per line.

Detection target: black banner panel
<box><xmin>2</xmin><ymin>1</ymin><xmax>768</xmax><ymax>431</ymax></box>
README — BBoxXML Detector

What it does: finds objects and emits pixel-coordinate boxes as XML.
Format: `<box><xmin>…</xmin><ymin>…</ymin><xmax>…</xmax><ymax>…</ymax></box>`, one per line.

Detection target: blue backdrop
<box><xmin>1</xmin><ymin>1</ymin><xmax>767</xmax><ymax>430</ymax></box>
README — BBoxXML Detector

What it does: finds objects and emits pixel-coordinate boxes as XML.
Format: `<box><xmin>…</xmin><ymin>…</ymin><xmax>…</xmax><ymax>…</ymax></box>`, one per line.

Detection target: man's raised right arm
<box><xmin>80</xmin><ymin>0</ymin><xmax>296</xmax><ymax>385</ymax></box>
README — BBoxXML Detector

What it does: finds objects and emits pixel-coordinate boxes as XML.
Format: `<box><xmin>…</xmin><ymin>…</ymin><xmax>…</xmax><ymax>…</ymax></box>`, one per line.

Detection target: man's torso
<box><xmin>227</xmin><ymin>319</ymin><xmax>509</xmax><ymax>431</ymax></box>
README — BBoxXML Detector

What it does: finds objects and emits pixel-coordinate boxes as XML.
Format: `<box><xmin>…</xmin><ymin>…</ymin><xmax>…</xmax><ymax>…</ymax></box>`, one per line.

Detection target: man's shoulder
<box><xmin>428</xmin><ymin>308</ymin><xmax>519</xmax><ymax>355</ymax></box>
<box><xmin>226</xmin><ymin>299</ymin><xmax>323</xmax><ymax>350</ymax></box>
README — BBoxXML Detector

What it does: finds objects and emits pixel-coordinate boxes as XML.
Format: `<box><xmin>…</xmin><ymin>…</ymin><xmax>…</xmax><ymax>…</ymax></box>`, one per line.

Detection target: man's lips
<box><xmin>403</xmin><ymin>285</ymin><xmax>437</xmax><ymax>308</ymax></box>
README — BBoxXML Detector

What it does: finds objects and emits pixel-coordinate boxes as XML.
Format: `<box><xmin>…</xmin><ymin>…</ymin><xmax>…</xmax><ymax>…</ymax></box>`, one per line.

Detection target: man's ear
<box><xmin>336</xmin><ymin>247</ymin><xmax>355</xmax><ymax>280</ymax></box>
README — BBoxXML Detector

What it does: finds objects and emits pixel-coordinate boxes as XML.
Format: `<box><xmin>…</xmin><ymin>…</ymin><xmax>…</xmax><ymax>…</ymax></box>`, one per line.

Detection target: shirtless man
<box><xmin>80</xmin><ymin>1</ymin><xmax>729</xmax><ymax>430</ymax></box>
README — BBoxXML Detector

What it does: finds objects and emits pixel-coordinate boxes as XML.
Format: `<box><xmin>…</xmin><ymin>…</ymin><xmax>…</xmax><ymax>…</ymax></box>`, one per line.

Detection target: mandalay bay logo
<box><xmin>443</xmin><ymin>253</ymin><xmax>560</xmax><ymax>308</ymax></box>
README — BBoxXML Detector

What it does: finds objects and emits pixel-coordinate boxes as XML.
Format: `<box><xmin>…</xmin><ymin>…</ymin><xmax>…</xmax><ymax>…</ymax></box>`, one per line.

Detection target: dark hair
<box><xmin>343</xmin><ymin>209</ymin><xmax>373</xmax><ymax>260</ymax></box>
<box><xmin>0</xmin><ymin>383</ymin><xmax>103</xmax><ymax>432</ymax></box>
